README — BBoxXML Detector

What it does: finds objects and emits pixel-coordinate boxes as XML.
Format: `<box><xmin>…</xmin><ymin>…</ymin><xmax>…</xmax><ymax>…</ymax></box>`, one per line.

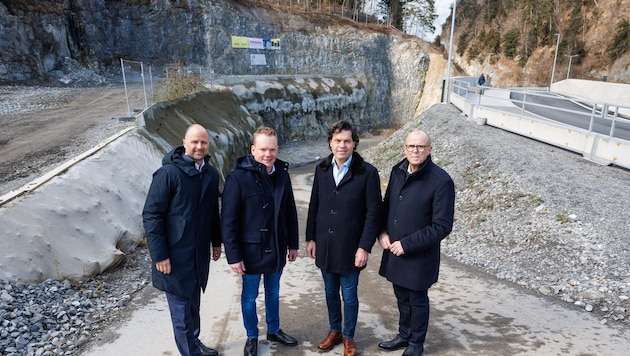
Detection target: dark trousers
<box><xmin>393</xmin><ymin>284</ymin><xmax>429</xmax><ymax>346</ymax></box>
<box><xmin>166</xmin><ymin>286</ymin><xmax>202</xmax><ymax>356</ymax></box>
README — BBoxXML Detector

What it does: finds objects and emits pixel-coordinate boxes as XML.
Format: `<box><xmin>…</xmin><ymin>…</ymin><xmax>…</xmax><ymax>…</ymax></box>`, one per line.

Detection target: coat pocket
<box><xmin>166</xmin><ymin>215</ymin><xmax>186</xmax><ymax>247</ymax></box>
<box><xmin>242</xmin><ymin>231</ymin><xmax>263</xmax><ymax>263</ymax></box>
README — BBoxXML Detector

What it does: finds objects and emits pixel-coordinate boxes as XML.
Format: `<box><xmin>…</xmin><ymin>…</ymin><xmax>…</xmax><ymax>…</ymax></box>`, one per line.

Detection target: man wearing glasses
<box><xmin>377</xmin><ymin>130</ymin><xmax>455</xmax><ymax>356</ymax></box>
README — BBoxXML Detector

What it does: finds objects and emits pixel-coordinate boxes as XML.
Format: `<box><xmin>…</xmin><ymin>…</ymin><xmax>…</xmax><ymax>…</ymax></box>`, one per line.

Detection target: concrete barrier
<box><xmin>450</xmin><ymin>79</ymin><xmax>630</xmax><ymax>170</ymax></box>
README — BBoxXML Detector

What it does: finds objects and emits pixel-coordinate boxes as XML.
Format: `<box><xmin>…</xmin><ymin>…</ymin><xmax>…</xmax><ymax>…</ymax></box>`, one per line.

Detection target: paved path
<box><xmin>82</xmin><ymin>164</ymin><xmax>629</xmax><ymax>356</ymax></box>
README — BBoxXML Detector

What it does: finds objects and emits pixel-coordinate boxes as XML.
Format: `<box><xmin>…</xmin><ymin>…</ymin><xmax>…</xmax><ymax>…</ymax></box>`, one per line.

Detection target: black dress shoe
<box><xmin>378</xmin><ymin>335</ymin><xmax>409</xmax><ymax>351</ymax></box>
<box><xmin>197</xmin><ymin>341</ymin><xmax>219</xmax><ymax>356</ymax></box>
<box><xmin>402</xmin><ymin>344</ymin><xmax>424</xmax><ymax>356</ymax></box>
<box><xmin>244</xmin><ymin>338</ymin><xmax>257</xmax><ymax>356</ymax></box>
<box><xmin>266</xmin><ymin>329</ymin><xmax>298</xmax><ymax>346</ymax></box>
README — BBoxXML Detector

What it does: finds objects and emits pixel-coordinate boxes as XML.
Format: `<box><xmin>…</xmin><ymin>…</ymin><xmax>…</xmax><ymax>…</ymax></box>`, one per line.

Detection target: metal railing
<box><xmin>448</xmin><ymin>76</ymin><xmax>630</xmax><ymax>169</ymax></box>
<box><xmin>451</xmin><ymin>76</ymin><xmax>630</xmax><ymax>142</ymax></box>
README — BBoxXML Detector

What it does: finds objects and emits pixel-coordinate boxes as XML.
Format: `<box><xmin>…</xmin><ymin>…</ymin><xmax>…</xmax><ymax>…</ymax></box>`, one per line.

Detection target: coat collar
<box><xmin>396</xmin><ymin>155</ymin><xmax>433</xmax><ymax>176</ymax></box>
<box><xmin>319</xmin><ymin>151</ymin><xmax>366</xmax><ymax>174</ymax></box>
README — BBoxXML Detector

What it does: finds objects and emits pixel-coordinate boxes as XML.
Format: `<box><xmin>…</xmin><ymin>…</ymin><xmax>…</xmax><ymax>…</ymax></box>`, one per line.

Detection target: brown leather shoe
<box><xmin>317</xmin><ymin>331</ymin><xmax>343</xmax><ymax>352</ymax></box>
<box><xmin>343</xmin><ymin>338</ymin><xmax>357</xmax><ymax>356</ymax></box>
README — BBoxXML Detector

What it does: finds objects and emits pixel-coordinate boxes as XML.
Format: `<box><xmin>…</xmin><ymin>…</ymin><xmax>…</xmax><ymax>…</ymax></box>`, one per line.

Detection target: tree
<box><xmin>402</xmin><ymin>0</ymin><xmax>437</xmax><ymax>38</ymax></box>
<box><xmin>383</xmin><ymin>0</ymin><xmax>436</xmax><ymax>35</ymax></box>
<box><xmin>607</xmin><ymin>19</ymin><xmax>630</xmax><ymax>60</ymax></box>
<box><xmin>502</xmin><ymin>29</ymin><xmax>519</xmax><ymax>59</ymax></box>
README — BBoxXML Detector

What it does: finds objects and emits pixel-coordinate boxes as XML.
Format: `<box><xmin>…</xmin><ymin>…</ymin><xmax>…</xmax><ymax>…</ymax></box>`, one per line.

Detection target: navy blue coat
<box><xmin>142</xmin><ymin>146</ymin><xmax>221</xmax><ymax>298</ymax></box>
<box><xmin>379</xmin><ymin>156</ymin><xmax>455</xmax><ymax>291</ymax></box>
<box><xmin>221</xmin><ymin>155</ymin><xmax>299</xmax><ymax>274</ymax></box>
<box><xmin>306</xmin><ymin>152</ymin><xmax>382</xmax><ymax>274</ymax></box>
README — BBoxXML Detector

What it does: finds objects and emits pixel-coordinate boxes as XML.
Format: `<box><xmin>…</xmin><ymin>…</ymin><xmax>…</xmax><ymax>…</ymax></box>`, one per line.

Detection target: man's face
<box><xmin>183</xmin><ymin>128</ymin><xmax>209</xmax><ymax>163</ymax></box>
<box><xmin>251</xmin><ymin>134</ymin><xmax>279</xmax><ymax>172</ymax></box>
<box><xmin>329</xmin><ymin>129</ymin><xmax>356</xmax><ymax>164</ymax></box>
<box><xmin>404</xmin><ymin>132</ymin><xmax>432</xmax><ymax>170</ymax></box>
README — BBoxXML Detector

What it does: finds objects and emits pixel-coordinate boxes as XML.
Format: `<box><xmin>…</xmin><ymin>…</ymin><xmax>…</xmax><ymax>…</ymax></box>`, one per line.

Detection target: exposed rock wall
<box><xmin>230</xmin><ymin>76</ymin><xmax>371</xmax><ymax>143</ymax></box>
<box><xmin>0</xmin><ymin>0</ymin><xmax>430</xmax><ymax>129</ymax></box>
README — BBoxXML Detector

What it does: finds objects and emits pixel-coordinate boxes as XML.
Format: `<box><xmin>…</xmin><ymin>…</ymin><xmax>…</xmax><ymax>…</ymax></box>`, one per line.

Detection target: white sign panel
<box><xmin>248</xmin><ymin>38</ymin><xmax>264</xmax><ymax>49</ymax></box>
<box><xmin>250</xmin><ymin>54</ymin><xmax>267</xmax><ymax>66</ymax></box>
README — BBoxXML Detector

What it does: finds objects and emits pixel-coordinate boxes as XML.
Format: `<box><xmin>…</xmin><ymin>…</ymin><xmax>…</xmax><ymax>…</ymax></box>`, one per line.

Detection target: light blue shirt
<box><xmin>332</xmin><ymin>155</ymin><xmax>352</xmax><ymax>186</ymax></box>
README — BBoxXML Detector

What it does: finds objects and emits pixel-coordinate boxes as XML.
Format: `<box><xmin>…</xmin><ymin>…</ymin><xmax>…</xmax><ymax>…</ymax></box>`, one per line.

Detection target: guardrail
<box><xmin>449</xmin><ymin>77</ymin><xmax>630</xmax><ymax>169</ymax></box>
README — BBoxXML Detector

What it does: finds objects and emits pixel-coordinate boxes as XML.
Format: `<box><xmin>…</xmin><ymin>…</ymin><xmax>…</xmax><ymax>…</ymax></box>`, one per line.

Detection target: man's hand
<box><xmin>156</xmin><ymin>258</ymin><xmax>171</xmax><ymax>274</ymax></box>
<box><xmin>288</xmin><ymin>249</ymin><xmax>298</xmax><ymax>262</ymax></box>
<box><xmin>354</xmin><ymin>247</ymin><xmax>368</xmax><ymax>268</ymax></box>
<box><xmin>230</xmin><ymin>261</ymin><xmax>246</xmax><ymax>275</ymax></box>
<box><xmin>306</xmin><ymin>240</ymin><xmax>316</xmax><ymax>259</ymax></box>
<box><xmin>389</xmin><ymin>241</ymin><xmax>406</xmax><ymax>256</ymax></box>
<box><xmin>211</xmin><ymin>246</ymin><xmax>222</xmax><ymax>261</ymax></box>
<box><xmin>378</xmin><ymin>232</ymin><xmax>391</xmax><ymax>249</ymax></box>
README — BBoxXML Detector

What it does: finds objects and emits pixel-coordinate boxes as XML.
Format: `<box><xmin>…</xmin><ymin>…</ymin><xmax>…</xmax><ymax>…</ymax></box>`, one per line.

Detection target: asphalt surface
<box><xmin>82</xmin><ymin>162</ymin><xmax>630</xmax><ymax>356</ymax></box>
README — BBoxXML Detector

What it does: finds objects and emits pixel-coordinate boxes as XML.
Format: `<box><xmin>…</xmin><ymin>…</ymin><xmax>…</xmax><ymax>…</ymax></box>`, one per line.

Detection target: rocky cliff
<box><xmin>0</xmin><ymin>0</ymin><xmax>433</xmax><ymax>133</ymax></box>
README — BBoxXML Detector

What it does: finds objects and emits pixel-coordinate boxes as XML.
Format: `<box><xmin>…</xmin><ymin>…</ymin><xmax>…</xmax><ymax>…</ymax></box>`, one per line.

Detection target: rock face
<box><xmin>0</xmin><ymin>0</ymin><xmax>430</xmax><ymax>131</ymax></box>
<box><xmin>231</xmin><ymin>76</ymin><xmax>371</xmax><ymax>143</ymax></box>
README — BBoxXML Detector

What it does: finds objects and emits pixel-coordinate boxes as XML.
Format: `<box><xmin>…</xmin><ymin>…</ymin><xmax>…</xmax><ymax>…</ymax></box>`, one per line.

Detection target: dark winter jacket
<box><xmin>142</xmin><ymin>146</ymin><xmax>221</xmax><ymax>298</ymax></box>
<box><xmin>306</xmin><ymin>152</ymin><xmax>382</xmax><ymax>274</ymax></box>
<box><xmin>221</xmin><ymin>154</ymin><xmax>299</xmax><ymax>274</ymax></box>
<box><xmin>379</xmin><ymin>156</ymin><xmax>455</xmax><ymax>291</ymax></box>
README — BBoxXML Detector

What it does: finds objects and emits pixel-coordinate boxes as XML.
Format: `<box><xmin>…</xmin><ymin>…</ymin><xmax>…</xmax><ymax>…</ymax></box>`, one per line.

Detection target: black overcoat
<box><xmin>306</xmin><ymin>152</ymin><xmax>382</xmax><ymax>274</ymax></box>
<box><xmin>142</xmin><ymin>146</ymin><xmax>221</xmax><ymax>298</ymax></box>
<box><xmin>379</xmin><ymin>156</ymin><xmax>455</xmax><ymax>291</ymax></box>
<box><xmin>221</xmin><ymin>155</ymin><xmax>299</xmax><ymax>274</ymax></box>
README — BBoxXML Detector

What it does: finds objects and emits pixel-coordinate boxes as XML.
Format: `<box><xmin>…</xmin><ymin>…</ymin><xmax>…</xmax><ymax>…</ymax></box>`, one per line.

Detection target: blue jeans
<box><xmin>393</xmin><ymin>284</ymin><xmax>429</xmax><ymax>346</ymax></box>
<box><xmin>241</xmin><ymin>271</ymin><xmax>283</xmax><ymax>338</ymax></box>
<box><xmin>165</xmin><ymin>286</ymin><xmax>202</xmax><ymax>356</ymax></box>
<box><xmin>322</xmin><ymin>271</ymin><xmax>360</xmax><ymax>339</ymax></box>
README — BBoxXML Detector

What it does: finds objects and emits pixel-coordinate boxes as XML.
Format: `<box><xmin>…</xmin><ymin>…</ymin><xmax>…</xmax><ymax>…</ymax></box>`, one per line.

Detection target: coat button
<box><xmin>398</xmin><ymin>195</ymin><xmax>403</xmax><ymax>200</ymax></box>
<box><xmin>331</xmin><ymin>209</ymin><xmax>336</xmax><ymax>214</ymax></box>
<box><xmin>393</xmin><ymin>219</ymin><xmax>398</xmax><ymax>224</ymax></box>
<box><xmin>328</xmin><ymin>228</ymin><xmax>334</xmax><ymax>233</ymax></box>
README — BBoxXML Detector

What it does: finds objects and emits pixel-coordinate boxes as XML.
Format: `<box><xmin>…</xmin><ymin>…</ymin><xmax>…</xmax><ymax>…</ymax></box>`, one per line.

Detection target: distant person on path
<box><xmin>306</xmin><ymin>120</ymin><xmax>382</xmax><ymax>356</ymax></box>
<box><xmin>478</xmin><ymin>73</ymin><xmax>486</xmax><ymax>86</ymax></box>
<box><xmin>221</xmin><ymin>126</ymin><xmax>300</xmax><ymax>356</ymax></box>
<box><xmin>142</xmin><ymin>124</ymin><xmax>222</xmax><ymax>356</ymax></box>
<box><xmin>377</xmin><ymin>130</ymin><xmax>455</xmax><ymax>356</ymax></box>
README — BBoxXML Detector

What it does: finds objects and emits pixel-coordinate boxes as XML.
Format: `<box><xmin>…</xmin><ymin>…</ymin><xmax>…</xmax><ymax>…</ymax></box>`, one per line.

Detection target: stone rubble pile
<box><xmin>0</xmin><ymin>251</ymin><xmax>150</xmax><ymax>356</ymax></box>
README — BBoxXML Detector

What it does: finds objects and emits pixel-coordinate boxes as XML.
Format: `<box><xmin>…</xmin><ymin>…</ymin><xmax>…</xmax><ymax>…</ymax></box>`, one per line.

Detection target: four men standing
<box><xmin>143</xmin><ymin>123</ymin><xmax>454</xmax><ymax>356</ymax></box>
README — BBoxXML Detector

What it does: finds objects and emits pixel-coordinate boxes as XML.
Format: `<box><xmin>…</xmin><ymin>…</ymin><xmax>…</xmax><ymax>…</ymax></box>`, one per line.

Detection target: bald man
<box><xmin>377</xmin><ymin>130</ymin><xmax>455</xmax><ymax>356</ymax></box>
<box><xmin>143</xmin><ymin>124</ymin><xmax>222</xmax><ymax>356</ymax></box>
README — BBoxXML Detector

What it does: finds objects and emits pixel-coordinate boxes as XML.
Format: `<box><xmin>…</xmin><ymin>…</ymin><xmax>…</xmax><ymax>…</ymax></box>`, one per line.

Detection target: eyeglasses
<box><xmin>405</xmin><ymin>144</ymin><xmax>429</xmax><ymax>152</ymax></box>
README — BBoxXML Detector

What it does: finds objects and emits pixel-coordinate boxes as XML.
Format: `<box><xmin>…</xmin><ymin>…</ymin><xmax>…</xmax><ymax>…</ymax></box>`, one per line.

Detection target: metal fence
<box><xmin>451</xmin><ymin>77</ymin><xmax>630</xmax><ymax>142</ymax></box>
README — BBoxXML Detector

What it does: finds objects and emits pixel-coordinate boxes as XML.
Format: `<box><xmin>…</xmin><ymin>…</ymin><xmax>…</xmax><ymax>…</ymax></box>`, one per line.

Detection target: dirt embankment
<box><xmin>0</xmin><ymin>85</ymin><xmax>147</xmax><ymax>196</ymax></box>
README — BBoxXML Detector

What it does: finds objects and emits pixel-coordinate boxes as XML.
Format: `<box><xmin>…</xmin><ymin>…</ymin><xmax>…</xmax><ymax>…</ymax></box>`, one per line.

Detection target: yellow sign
<box><xmin>231</xmin><ymin>36</ymin><xmax>249</xmax><ymax>48</ymax></box>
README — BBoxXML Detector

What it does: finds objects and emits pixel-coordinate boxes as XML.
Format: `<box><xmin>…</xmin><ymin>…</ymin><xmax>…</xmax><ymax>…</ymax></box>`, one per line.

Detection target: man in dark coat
<box><xmin>142</xmin><ymin>124</ymin><xmax>222</xmax><ymax>356</ymax></box>
<box><xmin>377</xmin><ymin>130</ymin><xmax>455</xmax><ymax>356</ymax></box>
<box><xmin>306</xmin><ymin>120</ymin><xmax>382</xmax><ymax>356</ymax></box>
<box><xmin>221</xmin><ymin>126</ymin><xmax>299</xmax><ymax>356</ymax></box>
<box><xmin>478</xmin><ymin>73</ymin><xmax>486</xmax><ymax>86</ymax></box>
